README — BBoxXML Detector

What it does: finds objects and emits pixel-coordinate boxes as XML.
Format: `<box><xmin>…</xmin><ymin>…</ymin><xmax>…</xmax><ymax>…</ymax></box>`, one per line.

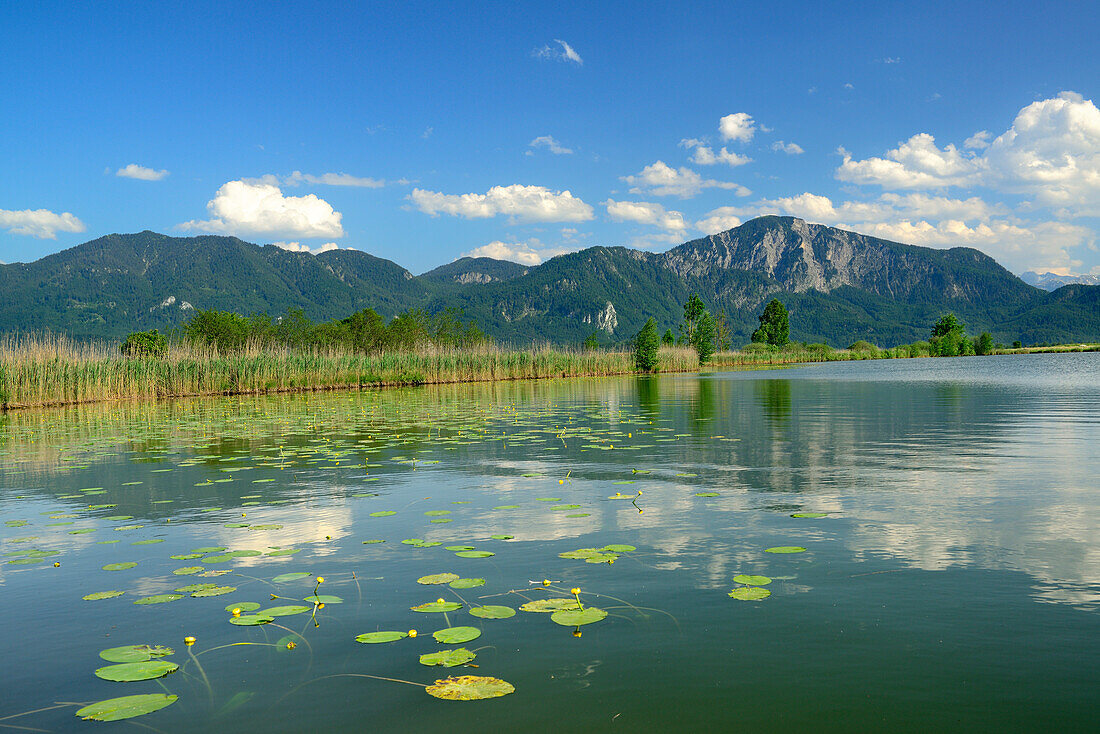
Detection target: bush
<box><xmin>120</xmin><ymin>329</ymin><xmax>168</xmax><ymax>358</ymax></box>
<box><xmin>741</xmin><ymin>342</ymin><xmax>773</xmax><ymax>353</ymax></box>
<box><xmin>633</xmin><ymin>318</ymin><xmax>660</xmax><ymax>372</ymax></box>
<box><xmin>847</xmin><ymin>340</ymin><xmax>878</xmax><ymax>352</ymax></box>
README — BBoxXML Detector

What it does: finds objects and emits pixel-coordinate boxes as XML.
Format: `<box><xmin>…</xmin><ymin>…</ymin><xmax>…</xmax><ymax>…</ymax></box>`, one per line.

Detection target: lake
<box><xmin>1</xmin><ymin>353</ymin><xmax>1097</xmax><ymax>732</ymax></box>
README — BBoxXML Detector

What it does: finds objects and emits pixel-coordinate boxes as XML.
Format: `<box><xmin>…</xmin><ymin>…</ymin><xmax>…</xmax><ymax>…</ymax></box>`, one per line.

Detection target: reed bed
<box><xmin>0</xmin><ymin>335</ymin><xmax>700</xmax><ymax>409</ymax></box>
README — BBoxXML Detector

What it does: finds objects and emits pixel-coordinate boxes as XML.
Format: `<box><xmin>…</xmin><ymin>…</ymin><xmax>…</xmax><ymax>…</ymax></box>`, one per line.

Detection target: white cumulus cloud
<box><xmin>532</xmin><ymin>39</ymin><xmax>583</xmax><ymax>65</ymax></box>
<box><xmin>719</xmin><ymin>112</ymin><xmax>756</xmax><ymax>142</ymax></box>
<box><xmin>603</xmin><ymin>199</ymin><xmax>687</xmax><ymax>233</ymax></box>
<box><xmin>461</xmin><ymin>238</ymin><xmax>571</xmax><ymax>266</ymax></box>
<box><xmin>695</xmin><ymin>207</ymin><xmax>744</xmax><ymax>234</ymax></box>
<box><xmin>622</xmin><ymin>161</ymin><xmax>750</xmax><ymax>199</ymax></box>
<box><xmin>409</xmin><ymin>184</ymin><xmax>594</xmax><ymax>222</ymax></box>
<box><xmin>0</xmin><ymin>208</ymin><xmax>86</xmax><ymax>239</ymax></box>
<box><xmin>179</xmin><ymin>180</ymin><xmax>345</xmax><ymax>239</ymax></box>
<box><xmin>771</xmin><ymin>140</ymin><xmax>804</xmax><ymax>155</ymax></box>
<box><xmin>528</xmin><ymin>135</ymin><xmax>573</xmax><ymax>155</ymax></box>
<box><xmin>682</xmin><ymin>141</ymin><xmax>752</xmax><ymax>166</ymax></box>
<box><xmin>270</xmin><ymin>241</ymin><xmax>342</xmax><ymax>255</ymax></box>
<box><xmin>116</xmin><ymin>164</ymin><xmax>169</xmax><ymax>181</ymax></box>
<box><xmin>836</xmin><ymin>134</ymin><xmax>984</xmax><ymax>189</ymax></box>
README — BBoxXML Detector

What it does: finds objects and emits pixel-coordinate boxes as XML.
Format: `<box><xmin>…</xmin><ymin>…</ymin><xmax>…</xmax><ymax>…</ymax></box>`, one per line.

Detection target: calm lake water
<box><xmin>1</xmin><ymin>353</ymin><xmax>1097</xmax><ymax>732</ymax></box>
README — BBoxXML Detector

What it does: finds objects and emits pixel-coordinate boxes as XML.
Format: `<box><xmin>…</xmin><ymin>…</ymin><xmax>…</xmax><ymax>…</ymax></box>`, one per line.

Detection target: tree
<box><xmin>714</xmin><ymin>310</ymin><xmax>732</xmax><ymax>352</ymax></box>
<box><xmin>930</xmin><ymin>313</ymin><xmax>966</xmax><ymax>356</ymax></box>
<box><xmin>583</xmin><ymin>332</ymin><xmax>600</xmax><ymax>351</ymax></box>
<box><xmin>681</xmin><ymin>294</ymin><xmax>706</xmax><ymax>343</ymax></box>
<box><xmin>692</xmin><ymin>311</ymin><xmax>716</xmax><ymax>364</ymax></box>
<box><xmin>661</xmin><ymin>328</ymin><xmax>674</xmax><ymax>346</ymax></box>
<box><xmin>751</xmin><ymin>298</ymin><xmax>790</xmax><ymax>346</ymax></box>
<box><xmin>633</xmin><ymin>318</ymin><xmax>660</xmax><ymax>372</ymax></box>
<box><xmin>975</xmin><ymin>332</ymin><xmax>994</xmax><ymax>355</ymax></box>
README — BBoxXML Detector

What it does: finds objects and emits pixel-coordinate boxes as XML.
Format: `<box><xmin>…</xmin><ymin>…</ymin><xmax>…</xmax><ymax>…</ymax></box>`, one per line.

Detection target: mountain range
<box><xmin>1</xmin><ymin>216</ymin><xmax>1097</xmax><ymax>347</ymax></box>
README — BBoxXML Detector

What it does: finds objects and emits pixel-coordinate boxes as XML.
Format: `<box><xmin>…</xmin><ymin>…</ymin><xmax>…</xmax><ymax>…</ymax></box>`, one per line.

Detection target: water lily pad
<box><xmin>765</xmin><ymin>546</ymin><xmax>807</xmax><ymax>554</ymax></box>
<box><xmin>260</xmin><ymin>605</ymin><xmax>312</xmax><ymax>616</ymax></box>
<box><xmin>265</xmin><ymin>548</ymin><xmax>300</xmax><ymax>556</ymax></box>
<box><xmin>84</xmin><ymin>590</ymin><xmax>125</xmax><ymax>601</ymax></box>
<box><xmin>449</xmin><ymin>578</ymin><xmax>485</xmax><ymax>589</ymax></box>
<box><xmin>249</xmin><ymin>524</ymin><xmax>283</xmax><ymax>530</ymax></box>
<box><xmin>170</xmin><ymin>553</ymin><xmax>205</xmax><ymax>560</ymax></box>
<box><xmin>191</xmin><ymin>546</ymin><xmax>226</xmax><ymax>553</ymax></box>
<box><xmin>173</xmin><ymin>566</ymin><xmax>204</xmax><ymax>575</ymax></box>
<box><xmin>418</xmin><ymin>573</ymin><xmax>460</xmax><ymax>585</ymax></box>
<box><xmin>203</xmin><ymin>554</ymin><xmax>234</xmax><ymax>563</ymax></box>
<box><xmin>468</xmin><ymin>605</ymin><xmax>515</xmax><ymax>619</ymax></box>
<box><xmin>225</xmin><ymin>601</ymin><xmax>261</xmax><ymax>612</ymax></box>
<box><xmin>191</xmin><ymin>585</ymin><xmax>236</xmax><ymax>598</ymax></box>
<box><xmin>695</xmin><ymin>492</ymin><xmax>720</xmax><ymax>497</ymax></box>
<box><xmin>76</xmin><ymin>694</ymin><xmax>178</xmax><ymax>721</ymax></box>
<box><xmin>728</xmin><ymin>587</ymin><xmax>772</xmax><ymax>600</ymax></box>
<box><xmin>370</xmin><ymin>511</ymin><xmax>397</xmax><ymax>517</ymax></box>
<box><xmin>430</xmin><ymin>518</ymin><xmax>453</xmax><ymax>524</ymax></box>
<box><xmin>229</xmin><ymin>614</ymin><xmax>275</xmax><ymax>626</ymax></box>
<box><xmin>102</xmin><ymin>562</ymin><xmax>137</xmax><ymax>571</ymax></box>
<box><xmin>493</xmin><ymin>505</ymin><xmax>520</xmax><ymax>510</ymax></box>
<box><xmin>733</xmin><ymin>574</ymin><xmax>772</xmax><ymax>586</ymax></box>
<box><xmin>355</xmin><ymin>631</ymin><xmax>408</xmax><ymax>644</ymax></box>
<box><xmin>420</xmin><ymin>648</ymin><xmax>476</xmax><ymax>667</ymax></box>
<box><xmin>424</xmin><ymin>510</ymin><xmax>451</xmax><ymax>516</ymax></box>
<box><xmin>94</xmin><ymin>660</ymin><xmax>178</xmax><ymax>682</ymax></box>
<box><xmin>455</xmin><ymin>550</ymin><xmax>494</xmax><ymax>558</ymax></box>
<box><xmin>134</xmin><ymin>594</ymin><xmax>184</xmax><ymax>605</ymax></box>
<box><xmin>412</xmin><ymin>601</ymin><xmax>463</xmax><ymax>613</ymax></box>
<box><xmin>791</xmin><ymin>512</ymin><xmax>828</xmax><ymax>518</ymax></box>
<box><xmin>425</xmin><ymin>675</ymin><xmax>515</xmax><ymax>701</ymax></box>
<box><xmin>585</xmin><ymin>553</ymin><xmax>618</xmax><ymax>564</ymax></box>
<box><xmin>272</xmin><ymin>572</ymin><xmax>312</xmax><ymax>583</ymax></box>
<box><xmin>100</xmin><ymin>645</ymin><xmax>174</xmax><ymax>663</ymax></box>
<box><xmin>490</xmin><ymin>534</ymin><xmax>514</xmax><ymax>540</ymax></box>
<box><xmin>362</xmin><ymin>540</ymin><xmax>386</xmax><ymax>545</ymax></box>
<box><xmin>519</xmin><ymin>598</ymin><xmax>581</xmax><ymax>613</ymax></box>
<box><xmin>559</xmin><ymin>548</ymin><xmax>601</xmax><ymax>559</ymax></box>
<box><xmin>602</xmin><ymin>544</ymin><xmax>636</xmax><ymax>552</ymax></box>
<box><xmin>303</xmin><ymin>594</ymin><xmax>343</xmax><ymax>604</ymax></box>
<box><xmin>445</xmin><ymin>545</ymin><xmax>475</xmax><ymax>551</ymax></box>
<box><xmin>432</xmin><ymin>626</ymin><xmax>481</xmax><ymax>644</ymax></box>
<box><xmin>132</xmin><ymin>539</ymin><xmax>165</xmax><ymax>545</ymax></box>
<box><xmin>551</xmin><ymin>607</ymin><xmax>608</xmax><ymax>626</ymax></box>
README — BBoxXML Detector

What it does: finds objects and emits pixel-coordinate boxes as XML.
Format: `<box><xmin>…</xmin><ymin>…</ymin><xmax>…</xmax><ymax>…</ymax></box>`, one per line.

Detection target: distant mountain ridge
<box><xmin>1021</xmin><ymin>271</ymin><xmax>1100</xmax><ymax>291</ymax></box>
<box><xmin>2</xmin><ymin>218</ymin><xmax>1097</xmax><ymax>346</ymax></box>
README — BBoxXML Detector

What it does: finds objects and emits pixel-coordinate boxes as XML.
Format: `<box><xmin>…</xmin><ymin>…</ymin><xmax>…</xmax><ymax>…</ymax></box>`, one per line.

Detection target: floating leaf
<box><xmin>493</xmin><ymin>505</ymin><xmax>520</xmax><ymax>510</ymax></box>
<box><xmin>260</xmin><ymin>605</ymin><xmax>312</xmax><ymax>616</ymax></box>
<box><xmin>224</xmin><ymin>601</ymin><xmax>261</xmax><ymax>612</ymax></box>
<box><xmin>100</xmin><ymin>645</ymin><xmax>174</xmax><ymax>663</ymax></box>
<box><xmin>248</xmin><ymin>524</ymin><xmax>283</xmax><ymax>530</ymax></box>
<box><xmin>170</xmin><ymin>553</ymin><xmax>205</xmax><ymax>560</ymax></box>
<box><xmin>229</xmin><ymin>614</ymin><xmax>274</xmax><ymax>626</ymax></box>
<box><xmin>370</xmin><ymin>511</ymin><xmax>397</xmax><ymax>517</ymax></box>
<box><xmin>791</xmin><ymin>512</ymin><xmax>828</xmax><ymax>518</ymax></box>
<box><xmin>418</xmin><ymin>573</ymin><xmax>460</xmax><ymax>585</ymax></box>
<box><xmin>76</xmin><ymin>694</ymin><xmax>178</xmax><ymax>721</ymax></box>
<box><xmin>191</xmin><ymin>547</ymin><xmax>226</xmax><ymax>553</ymax></box>
<box><xmin>175</xmin><ymin>583</ymin><xmax>218</xmax><ymax>593</ymax></box>
<box><xmin>445</xmin><ymin>545</ymin><xmax>475</xmax><ymax>551</ymax></box>
<box><xmin>424</xmin><ymin>510</ymin><xmax>451</xmax><ymax>516</ymax></box>
<box><xmin>559</xmin><ymin>548</ymin><xmax>601</xmax><ymax>559</ymax></box>
<box><xmin>94</xmin><ymin>661</ymin><xmax>178</xmax><ymax>682</ymax></box>
<box><xmin>585</xmin><ymin>553</ymin><xmax>618</xmax><ymax>564</ymax></box>
<box><xmin>420</xmin><ymin>648</ymin><xmax>476</xmax><ymax>667</ymax></box>
<box><xmin>303</xmin><ymin>594</ymin><xmax>343</xmax><ymax>604</ymax></box>
<box><xmin>412</xmin><ymin>601</ymin><xmax>463</xmax><ymax>613</ymax></box>
<box><xmin>134</xmin><ymin>594</ymin><xmax>183</xmax><ymax>605</ymax></box>
<box><xmin>490</xmin><ymin>534</ymin><xmax>514</xmax><ymax>540</ymax></box>
<box><xmin>84</xmin><ymin>590</ymin><xmax>125</xmax><ymax>601</ymax></box>
<box><xmin>728</xmin><ymin>587</ymin><xmax>771</xmax><ymax>600</ymax></box>
<box><xmin>469</xmin><ymin>605</ymin><xmax>515</xmax><ymax>619</ymax></box>
<box><xmin>519</xmin><ymin>598</ymin><xmax>581</xmax><ymax>613</ymax></box>
<box><xmin>695</xmin><ymin>492</ymin><xmax>720</xmax><ymax>497</ymax></box>
<box><xmin>425</xmin><ymin>675</ymin><xmax>515</xmax><ymax>701</ymax></box>
<box><xmin>362</xmin><ymin>540</ymin><xmax>385</xmax><ymax>545</ymax></box>
<box><xmin>449</xmin><ymin>578</ymin><xmax>485</xmax><ymax>589</ymax></box>
<box><xmin>765</xmin><ymin>546</ymin><xmax>806</xmax><ymax>554</ymax></box>
<box><xmin>355</xmin><ymin>631</ymin><xmax>408</xmax><ymax>644</ymax></box>
<box><xmin>602</xmin><ymin>544</ymin><xmax>636</xmax><ymax>552</ymax></box>
<box><xmin>132</xmin><ymin>539</ymin><xmax>164</xmax><ymax>546</ymax></box>
<box><xmin>272</xmin><ymin>572</ymin><xmax>312</xmax><ymax>583</ymax></box>
<box><xmin>551</xmin><ymin>607</ymin><xmax>607</xmax><ymax>626</ymax></box>
<box><xmin>454</xmin><ymin>550</ymin><xmax>494</xmax><ymax>558</ymax></box>
<box><xmin>102</xmin><ymin>562</ymin><xmax>137</xmax><ymax>571</ymax></box>
<box><xmin>173</xmin><ymin>566</ymin><xmax>204</xmax><ymax>576</ymax></box>
<box><xmin>203</xmin><ymin>554</ymin><xmax>233</xmax><ymax>563</ymax></box>
<box><xmin>432</xmin><ymin>626</ymin><xmax>481</xmax><ymax>644</ymax></box>
<box><xmin>265</xmin><ymin>548</ymin><xmax>300</xmax><ymax>556</ymax></box>
<box><xmin>733</xmin><ymin>575</ymin><xmax>772</xmax><ymax>586</ymax></box>
<box><xmin>191</xmin><ymin>585</ymin><xmax>236</xmax><ymax>598</ymax></box>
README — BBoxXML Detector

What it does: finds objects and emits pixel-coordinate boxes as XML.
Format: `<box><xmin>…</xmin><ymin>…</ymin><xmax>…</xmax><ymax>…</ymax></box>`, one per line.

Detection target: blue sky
<box><xmin>2</xmin><ymin>0</ymin><xmax>1098</xmax><ymax>276</ymax></box>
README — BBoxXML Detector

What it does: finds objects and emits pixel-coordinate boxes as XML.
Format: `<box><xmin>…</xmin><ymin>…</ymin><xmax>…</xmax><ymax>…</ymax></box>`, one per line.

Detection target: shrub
<box><xmin>120</xmin><ymin>329</ymin><xmax>168</xmax><ymax>358</ymax></box>
<box><xmin>847</xmin><ymin>340</ymin><xmax>878</xmax><ymax>352</ymax></box>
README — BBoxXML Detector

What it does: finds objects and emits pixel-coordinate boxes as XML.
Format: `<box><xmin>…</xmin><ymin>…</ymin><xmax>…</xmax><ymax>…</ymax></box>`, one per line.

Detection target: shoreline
<box><xmin>2</xmin><ymin>342</ymin><xmax>1097</xmax><ymax>412</ymax></box>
